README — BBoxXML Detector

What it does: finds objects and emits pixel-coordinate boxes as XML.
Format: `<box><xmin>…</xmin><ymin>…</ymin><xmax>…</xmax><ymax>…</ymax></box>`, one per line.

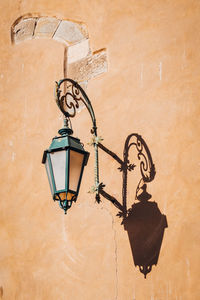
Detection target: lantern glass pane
<box><xmin>69</xmin><ymin>150</ymin><xmax>84</xmax><ymax>192</ymax></box>
<box><xmin>45</xmin><ymin>158</ymin><xmax>54</xmax><ymax>195</ymax></box>
<box><xmin>50</xmin><ymin>150</ymin><xmax>66</xmax><ymax>191</ymax></box>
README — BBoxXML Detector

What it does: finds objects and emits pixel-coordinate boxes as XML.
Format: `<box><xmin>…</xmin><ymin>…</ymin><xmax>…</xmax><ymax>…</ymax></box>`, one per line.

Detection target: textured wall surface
<box><xmin>0</xmin><ymin>0</ymin><xmax>200</xmax><ymax>299</ymax></box>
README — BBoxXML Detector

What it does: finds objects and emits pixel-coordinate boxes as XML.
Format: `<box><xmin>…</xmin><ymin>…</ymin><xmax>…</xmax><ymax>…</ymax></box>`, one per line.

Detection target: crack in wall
<box><xmin>77</xmin><ymin>202</ymin><xmax>119</xmax><ymax>299</ymax></box>
<box><xmin>101</xmin><ymin>206</ymin><xmax>118</xmax><ymax>300</ymax></box>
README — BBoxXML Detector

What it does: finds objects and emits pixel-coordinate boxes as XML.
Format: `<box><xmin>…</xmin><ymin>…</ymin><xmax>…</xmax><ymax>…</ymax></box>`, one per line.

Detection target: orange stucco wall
<box><xmin>0</xmin><ymin>1</ymin><xmax>200</xmax><ymax>299</ymax></box>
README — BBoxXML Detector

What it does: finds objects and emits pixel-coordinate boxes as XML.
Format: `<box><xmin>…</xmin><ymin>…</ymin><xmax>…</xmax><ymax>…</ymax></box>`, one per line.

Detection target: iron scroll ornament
<box><xmin>55</xmin><ymin>78</ymin><xmax>100</xmax><ymax>202</ymax></box>
<box><xmin>55</xmin><ymin>79</ymin><xmax>97</xmax><ymax>134</ymax></box>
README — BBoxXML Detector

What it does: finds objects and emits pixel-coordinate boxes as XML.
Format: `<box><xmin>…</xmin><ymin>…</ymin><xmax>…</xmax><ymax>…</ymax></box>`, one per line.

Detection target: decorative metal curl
<box><xmin>55</xmin><ymin>78</ymin><xmax>100</xmax><ymax>201</ymax></box>
<box><xmin>55</xmin><ymin>79</ymin><xmax>97</xmax><ymax>134</ymax></box>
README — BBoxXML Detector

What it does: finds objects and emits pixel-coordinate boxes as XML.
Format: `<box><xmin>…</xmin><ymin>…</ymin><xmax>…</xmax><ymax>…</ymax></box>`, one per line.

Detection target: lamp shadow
<box><xmin>98</xmin><ymin>134</ymin><xmax>168</xmax><ymax>278</ymax></box>
<box><xmin>123</xmin><ymin>199</ymin><xmax>167</xmax><ymax>278</ymax></box>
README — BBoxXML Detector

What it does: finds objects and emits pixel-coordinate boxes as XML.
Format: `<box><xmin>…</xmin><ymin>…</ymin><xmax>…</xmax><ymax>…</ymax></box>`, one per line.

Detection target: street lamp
<box><xmin>42</xmin><ymin>78</ymin><xmax>100</xmax><ymax>214</ymax></box>
<box><xmin>41</xmin><ymin>78</ymin><xmax>167</xmax><ymax>278</ymax></box>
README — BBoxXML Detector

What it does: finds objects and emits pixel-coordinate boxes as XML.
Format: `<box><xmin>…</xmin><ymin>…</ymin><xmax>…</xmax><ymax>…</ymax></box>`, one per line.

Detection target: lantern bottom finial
<box><xmin>56</xmin><ymin>193</ymin><xmax>77</xmax><ymax>214</ymax></box>
<box><xmin>59</xmin><ymin>200</ymin><xmax>72</xmax><ymax>214</ymax></box>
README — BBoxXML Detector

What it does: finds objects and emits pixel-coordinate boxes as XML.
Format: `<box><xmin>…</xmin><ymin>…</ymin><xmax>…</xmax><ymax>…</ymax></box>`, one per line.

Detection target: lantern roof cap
<box><xmin>49</xmin><ymin>134</ymin><xmax>84</xmax><ymax>152</ymax></box>
<box><xmin>42</xmin><ymin>128</ymin><xmax>87</xmax><ymax>164</ymax></box>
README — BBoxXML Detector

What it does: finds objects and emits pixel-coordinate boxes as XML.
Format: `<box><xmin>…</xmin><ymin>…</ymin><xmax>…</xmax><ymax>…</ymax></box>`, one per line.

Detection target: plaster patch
<box><xmin>181</xmin><ymin>45</ymin><xmax>186</xmax><ymax>70</ymax></box>
<box><xmin>140</xmin><ymin>63</ymin><xmax>144</xmax><ymax>88</ymax></box>
<box><xmin>159</xmin><ymin>62</ymin><xmax>162</xmax><ymax>81</ymax></box>
<box><xmin>61</xmin><ymin>216</ymin><xmax>83</xmax><ymax>264</ymax></box>
<box><xmin>12</xmin><ymin>152</ymin><xmax>16</xmax><ymax>162</ymax></box>
<box><xmin>186</xmin><ymin>258</ymin><xmax>191</xmax><ymax>279</ymax></box>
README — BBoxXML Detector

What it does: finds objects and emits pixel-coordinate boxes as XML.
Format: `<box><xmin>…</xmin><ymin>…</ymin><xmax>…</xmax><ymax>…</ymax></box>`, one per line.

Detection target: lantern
<box><xmin>42</xmin><ymin>126</ymin><xmax>89</xmax><ymax>214</ymax></box>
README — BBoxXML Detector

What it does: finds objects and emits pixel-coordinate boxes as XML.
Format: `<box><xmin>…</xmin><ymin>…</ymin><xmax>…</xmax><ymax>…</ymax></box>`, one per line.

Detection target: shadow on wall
<box><xmin>98</xmin><ymin>134</ymin><xmax>168</xmax><ymax>278</ymax></box>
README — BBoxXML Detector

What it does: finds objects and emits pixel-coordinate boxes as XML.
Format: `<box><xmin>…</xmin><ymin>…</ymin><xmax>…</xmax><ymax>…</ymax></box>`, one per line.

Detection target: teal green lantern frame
<box><xmin>42</xmin><ymin>78</ymin><xmax>101</xmax><ymax>214</ymax></box>
<box><xmin>42</xmin><ymin>128</ymin><xmax>90</xmax><ymax>213</ymax></box>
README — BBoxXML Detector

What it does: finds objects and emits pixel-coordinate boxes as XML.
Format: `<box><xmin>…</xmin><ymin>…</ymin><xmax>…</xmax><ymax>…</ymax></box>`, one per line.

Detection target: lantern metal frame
<box><xmin>42</xmin><ymin>131</ymin><xmax>90</xmax><ymax>204</ymax></box>
<box><xmin>42</xmin><ymin>126</ymin><xmax>90</xmax><ymax>213</ymax></box>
